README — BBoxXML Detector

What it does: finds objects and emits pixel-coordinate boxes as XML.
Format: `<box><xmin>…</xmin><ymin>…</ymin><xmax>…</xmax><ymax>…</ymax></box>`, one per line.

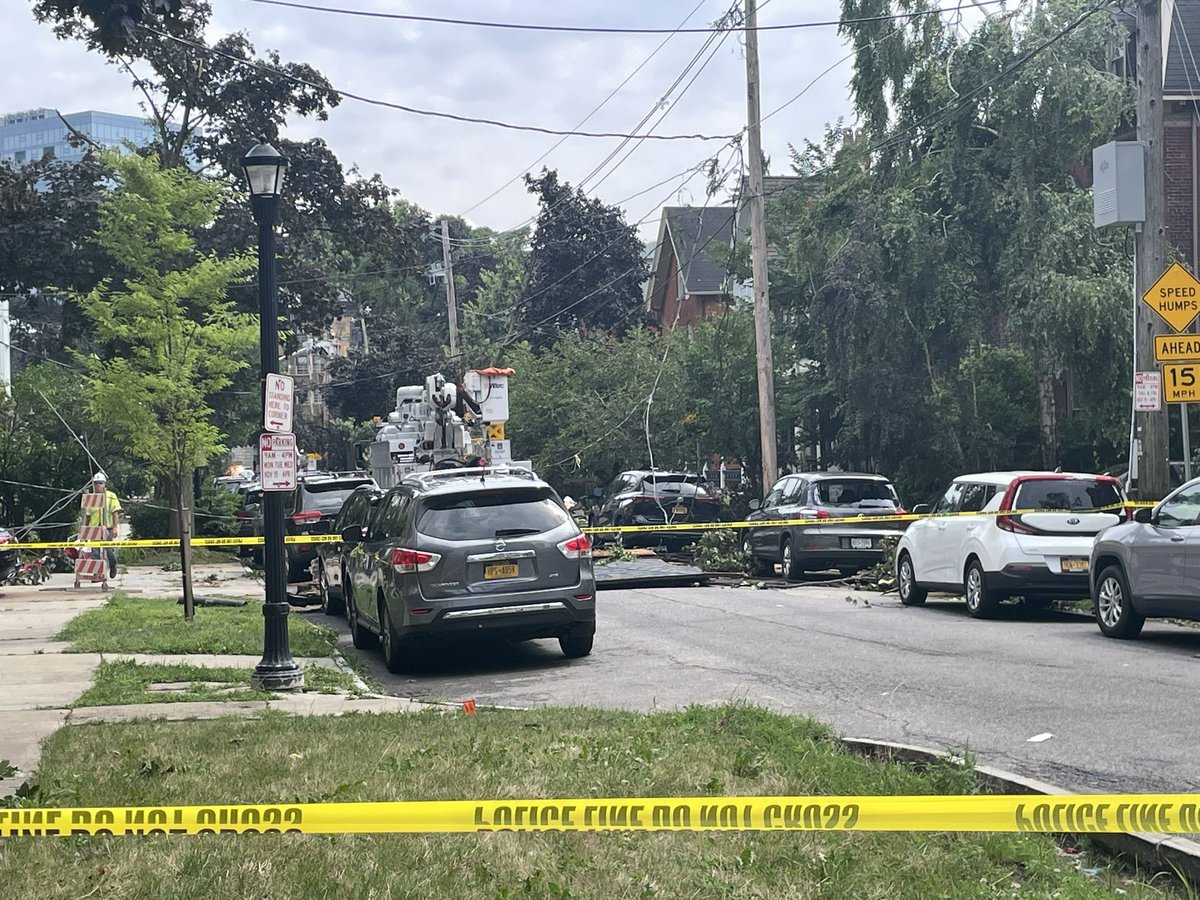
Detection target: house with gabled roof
<box><xmin>643</xmin><ymin>205</ymin><xmax>737</xmax><ymax>330</ymax></box>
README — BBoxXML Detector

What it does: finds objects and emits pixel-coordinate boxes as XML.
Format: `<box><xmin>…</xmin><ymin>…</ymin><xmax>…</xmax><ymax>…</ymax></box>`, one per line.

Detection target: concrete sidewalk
<box><xmin>0</xmin><ymin>565</ymin><xmax>425</xmax><ymax>798</ymax></box>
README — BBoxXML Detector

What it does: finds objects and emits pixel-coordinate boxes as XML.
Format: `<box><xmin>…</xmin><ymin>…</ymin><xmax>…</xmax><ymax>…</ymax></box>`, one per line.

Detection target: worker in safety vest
<box><xmin>79</xmin><ymin>472</ymin><xmax>122</xmax><ymax>583</ymax></box>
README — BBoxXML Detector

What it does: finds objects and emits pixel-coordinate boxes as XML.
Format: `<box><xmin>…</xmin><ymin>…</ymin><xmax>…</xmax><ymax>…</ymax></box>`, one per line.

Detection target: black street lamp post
<box><xmin>242</xmin><ymin>143</ymin><xmax>304</xmax><ymax>692</ymax></box>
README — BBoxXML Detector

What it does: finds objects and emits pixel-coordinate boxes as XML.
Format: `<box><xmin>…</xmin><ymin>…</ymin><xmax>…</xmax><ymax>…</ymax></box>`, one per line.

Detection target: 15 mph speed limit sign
<box><xmin>1162</xmin><ymin>363</ymin><xmax>1200</xmax><ymax>403</ymax></box>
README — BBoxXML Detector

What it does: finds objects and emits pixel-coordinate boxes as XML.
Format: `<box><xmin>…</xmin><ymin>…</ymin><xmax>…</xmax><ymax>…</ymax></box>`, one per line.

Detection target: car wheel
<box><xmin>346</xmin><ymin>583</ymin><xmax>376</xmax><ymax>650</ymax></box>
<box><xmin>897</xmin><ymin>553</ymin><xmax>927</xmax><ymax>606</ymax></box>
<box><xmin>963</xmin><ymin>560</ymin><xmax>999</xmax><ymax>619</ymax></box>
<box><xmin>743</xmin><ymin>537</ymin><xmax>774</xmax><ymax>577</ymax></box>
<box><xmin>1094</xmin><ymin>565</ymin><xmax>1144</xmax><ymax>639</ymax></box>
<box><xmin>560</xmin><ymin>630</ymin><xmax>594</xmax><ymax>658</ymax></box>
<box><xmin>781</xmin><ymin>536</ymin><xmax>803</xmax><ymax>581</ymax></box>
<box><xmin>378</xmin><ymin>598</ymin><xmax>405</xmax><ymax>674</ymax></box>
<box><xmin>318</xmin><ymin>562</ymin><xmax>344</xmax><ymax>617</ymax></box>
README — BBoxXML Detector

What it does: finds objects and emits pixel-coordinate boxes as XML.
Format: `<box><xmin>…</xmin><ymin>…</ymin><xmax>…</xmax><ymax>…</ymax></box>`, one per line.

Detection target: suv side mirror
<box><xmin>1134</xmin><ymin>507</ymin><xmax>1153</xmax><ymax>524</ymax></box>
<box><xmin>341</xmin><ymin>525</ymin><xmax>366</xmax><ymax>543</ymax></box>
<box><xmin>912</xmin><ymin>503</ymin><xmax>931</xmax><ymax>515</ymax></box>
<box><xmin>748</xmin><ymin>498</ymin><xmax>762</xmax><ymax>511</ymax></box>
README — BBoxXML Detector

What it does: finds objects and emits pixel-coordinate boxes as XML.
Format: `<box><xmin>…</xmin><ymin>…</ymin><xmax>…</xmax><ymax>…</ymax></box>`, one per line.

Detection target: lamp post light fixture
<box><xmin>242</xmin><ymin>143</ymin><xmax>304</xmax><ymax>692</ymax></box>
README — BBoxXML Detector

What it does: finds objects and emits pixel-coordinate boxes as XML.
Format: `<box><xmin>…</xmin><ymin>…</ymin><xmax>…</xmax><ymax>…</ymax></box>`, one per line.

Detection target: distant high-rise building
<box><xmin>0</xmin><ymin>108</ymin><xmax>169</xmax><ymax>166</ymax></box>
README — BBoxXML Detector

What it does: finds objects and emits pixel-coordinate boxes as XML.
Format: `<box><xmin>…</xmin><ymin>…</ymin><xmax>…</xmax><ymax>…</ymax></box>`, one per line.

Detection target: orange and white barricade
<box><xmin>73</xmin><ymin>524</ymin><xmax>108</xmax><ymax>587</ymax></box>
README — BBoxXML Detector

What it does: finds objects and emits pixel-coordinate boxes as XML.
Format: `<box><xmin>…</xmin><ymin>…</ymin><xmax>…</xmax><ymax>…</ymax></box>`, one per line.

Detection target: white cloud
<box><xmin>6</xmin><ymin>0</ymin><xmax>861</xmax><ymax>235</ymax></box>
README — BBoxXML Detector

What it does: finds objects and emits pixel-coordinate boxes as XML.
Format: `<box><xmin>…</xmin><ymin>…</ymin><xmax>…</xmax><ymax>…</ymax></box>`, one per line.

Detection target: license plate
<box><xmin>1061</xmin><ymin>558</ymin><xmax>1089</xmax><ymax>573</ymax></box>
<box><xmin>484</xmin><ymin>564</ymin><xmax>520</xmax><ymax>580</ymax></box>
<box><xmin>673</xmin><ymin>505</ymin><xmax>688</xmax><ymax>515</ymax></box>
<box><xmin>851</xmin><ymin>538</ymin><xmax>872</xmax><ymax>550</ymax></box>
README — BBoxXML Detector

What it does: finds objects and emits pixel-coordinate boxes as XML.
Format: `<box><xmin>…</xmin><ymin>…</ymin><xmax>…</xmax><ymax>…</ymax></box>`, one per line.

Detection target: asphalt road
<box><xmin>327</xmin><ymin>581</ymin><xmax>1200</xmax><ymax>795</ymax></box>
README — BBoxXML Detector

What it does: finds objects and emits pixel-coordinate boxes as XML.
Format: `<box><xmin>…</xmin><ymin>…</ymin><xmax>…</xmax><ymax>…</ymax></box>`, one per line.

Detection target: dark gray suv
<box><xmin>341</xmin><ymin>467</ymin><xmax>596</xmax><ymax>672</ymax></box>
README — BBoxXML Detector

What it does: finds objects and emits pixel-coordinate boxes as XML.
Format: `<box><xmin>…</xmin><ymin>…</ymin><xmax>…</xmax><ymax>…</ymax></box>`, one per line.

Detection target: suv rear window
<box><xmin>814</xmin><ymin>479</ymin><xmax>899</xmax><ymax>507</ymax></box>
<box><xmin>299</xmin><ymin>478</ymin><xmax>376</xmax><ymax>514</ymax></box>
<box><xmin>417</xmin><ymin>489</ymin><xmax>571</xmax><ymax>540</ymax></box>
<box><xmin>1013</xmin><ymin>479</ymin><xmax>1121</xmax><ymax>512</ymax></box>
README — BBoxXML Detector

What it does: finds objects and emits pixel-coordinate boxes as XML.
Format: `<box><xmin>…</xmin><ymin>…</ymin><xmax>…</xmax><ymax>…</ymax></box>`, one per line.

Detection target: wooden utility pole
<box><xmin>440</xmin><ymin>219</ymin><xmax>460</xmax><ymax>372</ymax></box>
<box><xmin>1135</xmin><ymin>0</ymin><xmax>1170</xmax><ymax>499</ymax></box>
<box><xmin>744</xmin><ymin>0</ymin><xmax>779</xmax><ymax>492</ymax></box>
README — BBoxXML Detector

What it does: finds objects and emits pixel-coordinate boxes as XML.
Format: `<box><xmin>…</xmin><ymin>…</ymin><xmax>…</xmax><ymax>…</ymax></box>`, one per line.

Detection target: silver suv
<box><xmin>341</xmin><ymin>467</ymin><xmax>596</xmax><ymax>672</ymax></box>
<box><xmin>1090</xmin><ymin>476</ymin><xmax>1200</xmax><ymax>639</ymax></box>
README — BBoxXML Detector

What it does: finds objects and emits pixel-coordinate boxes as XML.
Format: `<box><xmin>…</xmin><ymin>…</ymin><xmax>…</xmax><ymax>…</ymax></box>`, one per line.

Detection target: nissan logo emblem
<box><xmin>1067</xmin><ymin>517</ymin><xmax>1080</xmax><ymax>525</ymax></box>
<box><xmin>495</xmin><ymin>539</ymin><xmax>507</xmax><ymax>552</ymax></box>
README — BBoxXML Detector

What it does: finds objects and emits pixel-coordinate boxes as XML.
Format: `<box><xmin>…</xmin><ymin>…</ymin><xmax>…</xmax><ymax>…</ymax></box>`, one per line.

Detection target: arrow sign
<box><xmin>259</xmin><ymin>432</ymin><xmax>297</xmax><ymax>492</ymax></box>
<box><xmin>264</xmin><ymin>374</ymin><xmax>294</xmax><ymax>434</ymax></box>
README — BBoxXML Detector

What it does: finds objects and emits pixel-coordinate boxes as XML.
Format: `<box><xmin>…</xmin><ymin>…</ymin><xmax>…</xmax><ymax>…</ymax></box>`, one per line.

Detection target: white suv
<box><xmin>895</xmin><ymin>472</ymin><xmax>1127</xmax><ymax>618</ymax></box>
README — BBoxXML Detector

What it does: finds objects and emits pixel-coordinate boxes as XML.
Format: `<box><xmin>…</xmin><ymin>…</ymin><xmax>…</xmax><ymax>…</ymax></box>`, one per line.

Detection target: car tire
<box><xmin>379</xmin><ymin>599</ymin><xmax>406</xmax><ymax>674</ymax></box>
<box><xmin>1094</xmin><ymin>565</ymin><xmax>1145</xmax><ymax>639</ymax></box>
<box><xmin>743</xmin><ymin>537</ymin><xmax>774</xmax><ymax>577</ymax></box>
<box><xmin>318</xmin><ymin>562</ymin><xmax>344</xmax><ymax>617</ymax></box>
<box><xmin>560</xmin><ymin>630</ymin><xmax>594</xmax><ymax>658</ymax></box>
<box><xmin>897</xmin><ymin>552</ymin><xmax>927</xmax><ymax>606</ymax></box>
<box><xmin>781</xmin><ymin>536</ymin><xmax>803</xmax><ymax>581</ymax></box>
<box><xmin>963</xmin><ymin>559</ymin><xmax>999</xmax><ymax>619</ymax></box>
<box><xmin>346</xmin><ymin>583</ymin><xmax>376</xmax><ymax>650</ymax></box>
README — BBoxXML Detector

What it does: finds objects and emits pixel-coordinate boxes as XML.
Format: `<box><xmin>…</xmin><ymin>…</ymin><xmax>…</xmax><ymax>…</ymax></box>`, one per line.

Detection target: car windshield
<box><xmin>813</xmin><ymin>479</ymin><xmax>898</xmax><ymax>507</ymax></box>
<box><xmin>1014</xmin><ymin>479</ymin><xmax>1121</xmax><ymax>512</ymax></box>
<box><xmin>300</xmin><ymin>479</ymin><xmax>375</xmax><ymax>514</ymax></box>
<box><xmin>417</xmin><ymin>488</ymin><xmax>571</xmax><ymax>540</ymax></box>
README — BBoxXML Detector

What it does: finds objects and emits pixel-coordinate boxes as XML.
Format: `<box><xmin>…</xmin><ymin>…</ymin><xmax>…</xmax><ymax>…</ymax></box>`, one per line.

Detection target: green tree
<box><xmin>522</xmin><ymin>170</ymin><xmax>648</xmax><ymax>343</ymax></box>
<box><xmin>767</xmin><ymin>0</ymin><xmax>1132</xmax><ymax>499</ymax></box>
<box><xmin>72</xmin><ymin>152</ymin><xmax>256</xmax><ymax>617</ymax></box>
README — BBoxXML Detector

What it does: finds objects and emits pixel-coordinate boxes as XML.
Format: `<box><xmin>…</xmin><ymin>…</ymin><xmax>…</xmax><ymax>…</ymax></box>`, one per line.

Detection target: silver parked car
<box><xmin>1090</xmin><ymin>476</ymin><xmax>1200</xmax><ymax>639</ymax></box>
<box><xmin>341</xmin><ymin>467</ymin><xmax>597</xmax><ymax>672</ymax></box>
<box><xmin>744</xmin><ymin>472</ymin><xmax>909</xmax><ymax>579</ymax></box>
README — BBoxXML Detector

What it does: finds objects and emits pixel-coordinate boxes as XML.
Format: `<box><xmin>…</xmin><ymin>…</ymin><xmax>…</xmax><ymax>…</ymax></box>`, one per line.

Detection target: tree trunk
<box><xmin>1037</xmin><ymin>369</ymin><xmax>1059</xmax><ymax>471</ymax></box>
<box><xmin>172</xmin><ymin>474</ymin><xmax>196</xmax><ymax>621</ymax></box>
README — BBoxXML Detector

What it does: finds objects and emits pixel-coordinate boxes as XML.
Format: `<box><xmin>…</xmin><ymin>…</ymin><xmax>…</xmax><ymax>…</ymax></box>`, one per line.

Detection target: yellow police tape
<box><xmin>6</xmin><ymin>502</ymin><xmax>1157</xmax><ymax>549</ymax></box>
<box><xmin>2</xmin><ymin>794</ymin><xmax>1197</xmax><ymax>837</ymax></box>
<box><xmin>580</xmin><ymin>501</ymin><xmax>1156</xmax><ymax>536</ymax></box>
<box><xmin>7</xmin><ymin>534</ymin><xmax>341</xmax><ymax>550</ymax></box>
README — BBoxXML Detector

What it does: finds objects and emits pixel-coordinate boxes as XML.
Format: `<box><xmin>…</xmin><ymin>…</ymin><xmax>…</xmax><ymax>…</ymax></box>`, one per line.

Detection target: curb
<box><xmin>841</xmin><ymin>737</ymin><xmax>1200</xmax><ymax>884</ymax></box>
<box><xmin>328</xmin><ymin>648</ymin><xmax>373</xmax><ymax>695</ymax></box>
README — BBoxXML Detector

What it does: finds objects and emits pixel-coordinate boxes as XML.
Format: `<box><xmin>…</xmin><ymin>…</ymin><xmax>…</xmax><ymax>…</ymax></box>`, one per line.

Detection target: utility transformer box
<box><xmin>1092</xmin><ymin>141</ymin><xmax>1146</xmax><ymax>229</ymax></box>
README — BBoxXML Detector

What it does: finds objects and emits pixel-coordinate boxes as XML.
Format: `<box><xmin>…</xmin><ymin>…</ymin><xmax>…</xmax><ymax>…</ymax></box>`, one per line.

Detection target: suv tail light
<box><xmin>291</xmin><ymin>510</ymin><xmax>322</xmax><ymax>525</ymax></box>
<box><xmin>557</xmin><ymin>534</ymin><xmax>592</xmax><ymax>559</ymax></box>
<box><xmin>389</xmin><ymin>548</ymin><xmax>441</xmax><ymax>573</ymax></box>
<box><xmin>996</xmin><ymin>515</ymin><xmax>1038</xmax><ymax>535</ymax></box>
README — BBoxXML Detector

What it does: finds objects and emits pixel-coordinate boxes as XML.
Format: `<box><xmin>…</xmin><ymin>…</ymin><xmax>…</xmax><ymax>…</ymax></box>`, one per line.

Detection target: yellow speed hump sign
<box><xmin>1142</xmin><ymin>262</ymin><xmax>1200</xmax><ymax>332</ymax></box>
<box><xmin>1155</xmin><ymin>333</ymin><xmax>1200</xmax><ymax>362</ymax></box>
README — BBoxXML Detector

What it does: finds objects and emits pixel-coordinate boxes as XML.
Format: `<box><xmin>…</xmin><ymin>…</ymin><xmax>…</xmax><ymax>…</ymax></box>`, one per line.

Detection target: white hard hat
<box><xmin>92</xmin><ymin>472</ymin><xmax>107</xmax><ymax>483</ymax></box>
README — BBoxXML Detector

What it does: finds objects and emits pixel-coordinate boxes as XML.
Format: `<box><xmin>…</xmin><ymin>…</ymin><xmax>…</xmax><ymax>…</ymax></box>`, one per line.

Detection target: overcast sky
<box><xmin>9</xmin><ymin>1</ymin><xmax>928</xmax><ymax>237</ymax></box>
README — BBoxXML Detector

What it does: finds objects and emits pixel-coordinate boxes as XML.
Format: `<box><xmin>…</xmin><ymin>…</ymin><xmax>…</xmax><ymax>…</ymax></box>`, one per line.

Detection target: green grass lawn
<box><xmin>0</xmin><ymin>705</ymin><xmax>1164</xmax><ymax>899</ymax></box>
<box><xmin>72</xmin><ymin>660</ymin><xmax>358</xmax><ymax>707</ymax></box>
<box><xmin>57</xmin><ymin>594</ymin><xmax>337</xmax><ymax>657</ymax></box>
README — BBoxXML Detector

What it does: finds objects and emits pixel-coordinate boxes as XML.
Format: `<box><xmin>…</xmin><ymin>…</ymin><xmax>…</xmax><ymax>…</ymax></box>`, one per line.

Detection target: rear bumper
<box><xmin>392</xmin><ymin>581</ymin><xmax>597</xmax><ymax>642</ymax></box>
<box><xmin>789</xmin><ymin>530</ymin><xmax>904</xmax><ymax>569</ymax></box>
<box><xmin>989</xmin><ymin>564</ymin><xmax>1090</xmax><ymax>598</ymax></box>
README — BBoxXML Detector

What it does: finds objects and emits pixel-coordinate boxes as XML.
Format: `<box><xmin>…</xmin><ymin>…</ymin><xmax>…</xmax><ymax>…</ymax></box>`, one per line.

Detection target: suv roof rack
<box><xmin>402</xmin><ymin>465</ymin><xmax>538</xmax><ymax>488</ymax></box>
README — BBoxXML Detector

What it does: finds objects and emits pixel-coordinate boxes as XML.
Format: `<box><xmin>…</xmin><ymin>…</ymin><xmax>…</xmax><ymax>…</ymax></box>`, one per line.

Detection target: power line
<box><xmin>140</xmin><ymin>26</ymin><xmax>739</xmax><ymax>142</ymax></box>
<box><xmin>242</xmin><ymin>0</ymin><xmax>1010</xmax><ymax>34</ymax></box>
<box><xmin>456</xmin><ymin>0</ymin><xmax>711</xmax><ymax>218</ymax></box>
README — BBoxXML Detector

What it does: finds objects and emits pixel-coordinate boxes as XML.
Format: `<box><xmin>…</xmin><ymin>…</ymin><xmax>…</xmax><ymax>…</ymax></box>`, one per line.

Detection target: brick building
<box><xmin>643</xmin><ymin>206</ymin><xmax>737</xmax><ymax>329</ymax></box>
<box><xmin>1116</xmin><ymin>1</ymin><xmax>1200</xmax><ymax>267</ymax></box>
